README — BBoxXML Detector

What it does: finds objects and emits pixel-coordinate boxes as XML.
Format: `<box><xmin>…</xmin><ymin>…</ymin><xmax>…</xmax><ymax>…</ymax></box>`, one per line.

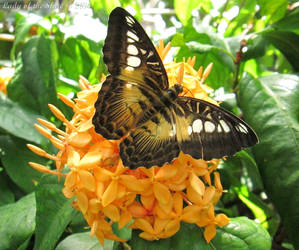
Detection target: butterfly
<box><xmin>92</xmin><ymin>7</ymin><xmax>258</xmax><ymax>169</ymax></box>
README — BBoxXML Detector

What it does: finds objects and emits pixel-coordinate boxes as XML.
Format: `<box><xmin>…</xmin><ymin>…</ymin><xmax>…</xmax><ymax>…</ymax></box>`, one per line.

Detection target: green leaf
<box><xmin>34</xmin><ymin>174</ymin><xmax>76</xmax><ymax>250</ymax></box>
<box><xmin>112</xmin><ymin>222</ymin><xmax>132</xmax><ymax>241</ymax></box>
<box><xmin>11</xmin><ymin>13</ymin><xmax>42</xmax><ymax>58</ymax></box>
<box><xmin>9</xmin><ymin>35</ymin><xmax>63</xmax><ymax>119</ymax></box>
<box><xmin>21</xmin><ymin>35</ymin><xmax>59</xmax><ymax>118</ymax></box>
<box><xmin>0</xmin><ymin>135</ymin><xmax>46</xmax><ymax>193</ymax></box>
<box><xmin>0</xmin><ymin>171</ymin><xmax>15</xmax><ymax>206</ymax></box>
<box><xmin>55</xmin><ymin>232</ymin><xmax>113</xmax><ymax>250</ymax></box>
<box><xmin>214</xmin><ymin>217</ymin><xmax>271</xmax><ymax>249</ymax></box>
<box><xmin>235</xmin><ymin>186</ymin><xmax>280</xmax><ymax>236</ymax></box>
<box><xmin>224</xmin><ymin>1</ymin><xmax>257</xmax><ymax>36</ymax></box>
<box><xmin>242</xmin><ymin>35</ymin><xmax>268</xmax><ymax>61</ymax></box>
<box><xmin>174</xmin><ymin>0</ymin><xmax>201</xmax><ymax>26</ymax></box>
<box><xmin>238</xmin><ymin>73</ymin><xmax>299</xmax><ymax>249</ymax></box>
<box><xmin>257</xmin><ymin>0</ymin><xmax>288</xmax><ymax>22</ymax></box>
<box><xmin>7</xmin><ymin>56</ymin><xmax>39</xmax><ymax>113</ymax></box>
<box><xmin>261</xmin><ymin>30</ymin><xmax>299</xmax><ymax>71</ymax></box>
<box><xmin>234</xmin><ymin>151</ymin><xmax>264</xmax><ymax>190</ymax></box>
<box><xmin>0</xmin><ymin>193</ymin><xmax>36</xmax><ymax>250</ymax></box>
<box><xmin>272</xmin><ymin>7</ymin><xmax>299</xmax><ymax>34</ymax></box>
<box><xmin>130</xmin><ymin>218</ymin><xmax>271</xmax><ymax>249</ymax></box>
<box><xmin>59</xmin><ymin>36</ymin><xmax>101</xmax><ymax>84</ymax></box>
<box><xmin>0</xmin><ymin>93</ymin><xmax>46</xmax><ymax>144</ymax></box>
<box><xmin>178</xmin><ymin>44</ymin><xmax>234</xmax><ymax>90</ymax></box>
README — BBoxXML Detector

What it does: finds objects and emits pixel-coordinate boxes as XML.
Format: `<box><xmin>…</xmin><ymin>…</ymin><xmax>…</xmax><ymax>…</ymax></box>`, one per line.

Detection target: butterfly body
<box><xmin>92</xmin><ymin>7</ymin><xmax>258</xmax><ymax>169</ymax></box>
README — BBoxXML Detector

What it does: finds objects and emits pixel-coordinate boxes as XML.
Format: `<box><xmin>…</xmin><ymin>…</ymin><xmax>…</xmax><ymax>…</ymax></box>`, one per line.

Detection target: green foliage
<box><xmin>56</xmin><ymin>232</ymin><xmax>113</xmax><ymax>250</ymax></box>
<box><xmin>131</xmin><ymin>218</ymin><xmax>271</xmax><ymax>249</ymax></box>
<box><xmin>0</xmin><ymin>0</ymin><xmax>298</xmax><ymax>249</ymax></box>
<box><xmin>238</xmin><ymin>73</ymin><xmax>299</xmax><ymax>248</ymax></box>
<box><xmin>34</xmin><ymin>175</ymin><xmax>77</xmax><ymax>250</ymax></box>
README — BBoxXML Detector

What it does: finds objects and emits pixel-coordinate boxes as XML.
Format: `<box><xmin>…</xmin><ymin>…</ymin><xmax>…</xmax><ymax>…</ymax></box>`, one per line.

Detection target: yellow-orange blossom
<box><xmin>27</xmin><ymin>41</ymin><xmax>229</xmax><ymax>245</ymax></box>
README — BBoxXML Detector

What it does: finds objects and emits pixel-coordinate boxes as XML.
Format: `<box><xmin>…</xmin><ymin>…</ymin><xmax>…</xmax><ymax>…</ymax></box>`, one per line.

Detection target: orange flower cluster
<box><xmin>27</xmin><ymin>41</ymin><xmax>229</xmax><ymax>245</ymax></box>
<box><xmin>0</xmin><ymin>67</ymin><xmax>15</xmax><ymax>95</ymax></box>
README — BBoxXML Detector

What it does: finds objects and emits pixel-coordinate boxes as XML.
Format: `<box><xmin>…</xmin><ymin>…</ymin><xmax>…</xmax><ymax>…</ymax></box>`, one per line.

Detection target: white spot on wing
<box><xmin>238</xmin><ymin>123</ymin><xmax>248</xmax><ymax>133</ymax></box>
<box><xmin>127</xmin><ymin>56</ymin><xmax>141</xmax><ymax>67</ymax></box>
<box><xmin>205</xmin><ymin>121</ymin><xmax>215</xmax><ymax>133</ymax></box>
<box><xmin>220</xmin><ymin>120</ymin><xmax>230</xmax><ymax>133</ymax></box>
<box><xmin>169</xmin><ymin>125</ymin><xmax>176</xmax><ymax>137</ymax></box>
<box><xmin>127</xmin><ymin>44</ymin><xmax>138</xmax><ymax>55</ymax></box>
<box><xmin>188</xmin><ymin>125</ymin><xmax>192</xmax><ymax>135</ymax></box>
<box><xmin>125</xmin><ymin>66</ymin><xmax>134</xmax><ymax>71</ymax></box>
<box><xmin>127</xmin><ymin>31</ymin><xmax>139</xmax><ymax>41</ymax></box>
<box><xmin>127</xmin><ymin>38</ymin><xmax>135</xmax><ymax>43</ymax></box>
<box><xmin>140</xmin><ymin>49</ymin><xmax>147</xmax><ymax>55</ymax></box>
<box><xmin>125</xmin><ymin>16</ymin><xmax>135</xmax><ymax>25</ymax></box>
<box><xmin>192</xmin><ymin>119</ymin><xmax>203</xmax><ymax>133</ymax></box>
<box><xmin>217</xmin><ymin>124</ymin><xmax>222</xmax><ymax>133</ymax></box>
<box><xmin>126</xmin><ymin>83</ymin><xmax>133</xmax><ymax>88</ymax></box>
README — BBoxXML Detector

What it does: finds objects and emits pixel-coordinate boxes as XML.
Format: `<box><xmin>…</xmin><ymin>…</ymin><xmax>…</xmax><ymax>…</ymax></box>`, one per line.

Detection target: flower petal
<box><xmin>173</xmin><ymin>192</ymin><xmax>183</xmax><ymax>215</ymax></box>
<box><xmin>153</xmin><ymin>182</ymin><xmax>171</xmax><ymax>205</ymax></box>
<box><xmin>102</xmin><ymin>180</ymin><xmax>118</xmax><ymax>207</ymax></box>
<box><xmin>65</xmin><ymin>171</ymin><xmax>77</xmax><ymax>188</ymax></box>
<box><xmin>78</xmin><ymin>151</ymin><xmax>102</xmax><ymax>170</ymax></box>
<box><xmin>67</xmin><ymin>149</ymin><xmax>80</xmax><ymax>168</ymax></box>
<box><xmin>155</xmin><ymin>164</ymin><xmax>178</xmax><ymax>180</ymax></box>
<box><xmin>68</xmin><ymin>132</ymin><xmax>92</xmax><ymax>148</ymax></box>
<box><xmin>103</xmin><ymin>204</ymin><xmax>120</xmax><ymax>222</ymax></box>
<box><xmin>204</xmin><ymin>224</ymin><xmax>216</xmax><ymax>243</ymax></box>
<box><xmin>139</xmin><ymin>231</ymin><xmax>156</xmax><ymax>241</ymax></box>
<box><xmin>189</xmin><ymin>171</ymin><xmax>205</xmax><ymax>196</ymax></box>
<box><xmin>132</xmin><ymin>218</ymin><xmax>154</xmax><ymax>234</ymax></box>
<box><xmin>202</xmin><ymin>186</ymin><xmax>215</xmax><ymax>205</ymax></box>
<box><xmin>78</xmin><ymin>170</ymin><xmax>96</xmax><ymax>192</ymax></box>
<box><xmin>119</xmin><ymin>175</ymin><xmax>145</xmax><ymax>192</ymax></box>
<box><xmin>128</xmin><ymin>201</ymin><xmax>147</xmax><ymax>217</ymax></box>
<box><xmin>94</xmin><ymin>167</ymin><xmax>112</xmax><ymax>182</ymax></box>
<box><xmin>119</xmin><ymin>210</ymin><xmax>132</xmax><ymax>229</ymax></box>
<box><xmin>89</xmin><ymin>198</ymin><xmax>101</xmax><ymax>214</ymax></box>
<box><xmin>76</xmin><ymin>191</ymin><xmax>88</xmax><ymax>214</ymax></box>
<box><xmin>163</xmin><ymin>219</ymin><xmax>180</xmax><ymax>238</ymax></box>
<box><xmin>215</xmin><ymin>213</ymin><xmax>230</xmax><ymax>227</ymax></box>
<box><xmin>141</xmin><ymin>194</ymin><xmax>155</xmax><ymax>211</ymax></box>
<box><xmin>181</xmin><ymin>205</ymin><xmax>201</xmax><ymax>223</ymax></box>
<box><xmin>186</xmin><ymin>184</ymin><xmax>203</xmax><ymax>204</ymax></box>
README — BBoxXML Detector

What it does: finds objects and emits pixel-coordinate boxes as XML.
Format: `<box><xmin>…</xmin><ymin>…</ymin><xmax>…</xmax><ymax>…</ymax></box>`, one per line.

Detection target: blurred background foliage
<box><xmin>0</xmin><ymin>0</ymin><xmax>298</xmax><ymax>249</ymax></box>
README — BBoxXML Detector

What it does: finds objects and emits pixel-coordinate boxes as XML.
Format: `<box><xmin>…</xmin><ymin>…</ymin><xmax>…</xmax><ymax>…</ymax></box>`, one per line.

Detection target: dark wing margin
<box><xmin>174</xmin><ymin>96</ymin><xmax>258</xmax><ymax>161</ymax></box>
<box><xmin>119</xmin><ymin>109</ymin><xmax>179</xmax><ymax>169</ymax></box>
<box><xmin>102</xmin><ymin>7</ymin><xmax>169</xmax><ymax>91</ymax></box>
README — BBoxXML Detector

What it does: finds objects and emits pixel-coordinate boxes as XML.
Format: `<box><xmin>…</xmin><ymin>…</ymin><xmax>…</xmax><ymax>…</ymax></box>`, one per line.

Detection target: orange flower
<box><xmin>28</xmin><ymin>41</ymin><xmax>229</xmax><ymax>245</ymax></box>
<box><xmin>0</xmin><ymin>67</ymin><xmax>15</xmax><ymax>95</ymax></box>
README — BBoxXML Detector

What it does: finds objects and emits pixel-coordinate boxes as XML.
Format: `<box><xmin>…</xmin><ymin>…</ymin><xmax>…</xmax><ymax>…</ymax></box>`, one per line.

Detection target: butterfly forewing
<box><xmin>174</xmin><ymin>97</ymin><xmax>258</xmax><ymax>161</ymax></box>
<box><xmin>103</xmin><ymin>7</ymin><xmax>169</xmax><ymax>91</ymax></box>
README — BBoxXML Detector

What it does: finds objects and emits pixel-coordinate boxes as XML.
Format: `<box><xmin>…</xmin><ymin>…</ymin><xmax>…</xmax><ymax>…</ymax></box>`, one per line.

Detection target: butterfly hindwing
<box><xmin>120</xmin><ymin>108</ymin><xmax>180</xmax><ymax>169</ymax></box>
<box><xmin>174</xmin><ymin>97</ymin><xmax>258</xmax><ymax>161</ymax></box>
<box><xmin>103</xmin><ymin>7</ymin><xmax>169</xmax><ymax>91</ymax></box>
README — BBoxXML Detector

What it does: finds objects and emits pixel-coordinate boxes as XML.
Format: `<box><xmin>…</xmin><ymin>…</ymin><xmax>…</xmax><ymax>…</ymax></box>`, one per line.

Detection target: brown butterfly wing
<box><xmin>119</xmin><ymin>108</ymin><xmax>180</xmax><ymax>169</ymax></box>
<box><xmin>93</xmin><ymin>7</ymin><xmax>169</xmax><ymax>140</ymax></box>
<box><xmin>174</xmin><ymin>96</ymin><xmax>258</xmax><ymax>160</ymax></box>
